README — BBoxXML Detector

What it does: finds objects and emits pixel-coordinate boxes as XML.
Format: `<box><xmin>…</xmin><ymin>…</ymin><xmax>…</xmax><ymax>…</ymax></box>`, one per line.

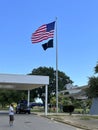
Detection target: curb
<box><xmin>41</xmin><ymin>115</ymin><xmax>92</xmax><ymax>130</ymax></box>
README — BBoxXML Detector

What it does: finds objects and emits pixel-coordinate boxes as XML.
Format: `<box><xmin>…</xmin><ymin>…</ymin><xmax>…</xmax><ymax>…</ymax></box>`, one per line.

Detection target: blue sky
<box><xmin>0</xmin><ymin>0</ymin><xmax>98</xmax><ymax>86</ymax></box>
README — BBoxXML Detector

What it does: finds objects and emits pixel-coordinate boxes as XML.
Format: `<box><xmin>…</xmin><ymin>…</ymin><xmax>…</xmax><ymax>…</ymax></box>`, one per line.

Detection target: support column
<box><xmin>27</xmin><ymin>90</ymin><xmax>30</xmax><ymax>106</ymax></box>
<box><xmin>45</xmin><ymin>85</ymin><xmax>48</xmax><ymax>115</ymax></box>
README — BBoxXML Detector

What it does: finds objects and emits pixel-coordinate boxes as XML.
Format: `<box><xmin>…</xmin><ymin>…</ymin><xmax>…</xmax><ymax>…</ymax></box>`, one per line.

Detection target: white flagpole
<box><xmin>55</xmin><ymin>17</ymin><xmax>58</xmax><ymax>113</ymax></box>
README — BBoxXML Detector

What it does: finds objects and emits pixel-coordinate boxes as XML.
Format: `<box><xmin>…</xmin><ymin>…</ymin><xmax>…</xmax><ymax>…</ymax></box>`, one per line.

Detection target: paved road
<box><xmin>0</xmin><ymin>113</ymin><xmax>82</xmax><ymax>130</ymax></box>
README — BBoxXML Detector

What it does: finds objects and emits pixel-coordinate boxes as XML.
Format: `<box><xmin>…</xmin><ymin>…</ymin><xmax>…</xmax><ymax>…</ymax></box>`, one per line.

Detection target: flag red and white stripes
<box><xmin>31</xmin><ymin>21</ymin><xmax>55</xmax><ymax>43</ymax></box>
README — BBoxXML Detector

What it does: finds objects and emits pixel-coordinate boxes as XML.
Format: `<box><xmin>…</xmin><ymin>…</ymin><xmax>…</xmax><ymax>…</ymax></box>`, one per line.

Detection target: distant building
<box><xmin>59</xmin><ymin>84</ymin><xmax>88</xmax><ymax>100</ymax></box>
<box><xmin>60</xmin><ymin>84</ymin><xmax>98</xmax><ymax>115</ymax></box>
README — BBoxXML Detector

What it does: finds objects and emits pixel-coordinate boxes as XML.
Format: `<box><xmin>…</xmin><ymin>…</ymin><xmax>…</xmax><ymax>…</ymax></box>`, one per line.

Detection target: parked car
<box><xmin>16</xmin><ymin>103</ymin><xmax>31</xmax><ymax>114</ymax></box>
<box><xmin>29</xmin><ymin>102</ymin><xmax>44</xmax><ymax>108</ymax></box>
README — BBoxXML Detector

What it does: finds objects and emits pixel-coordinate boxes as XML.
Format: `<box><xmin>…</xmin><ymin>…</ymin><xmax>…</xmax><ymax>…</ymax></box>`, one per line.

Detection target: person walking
<box><xmin>9</xmin><ymin>103</ymin><xmax>14</xmax><ymax>126</ymax></box>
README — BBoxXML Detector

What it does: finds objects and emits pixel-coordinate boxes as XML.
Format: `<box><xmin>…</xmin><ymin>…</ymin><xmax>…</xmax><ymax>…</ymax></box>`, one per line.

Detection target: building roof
<box><xmin>0</xmin><ymin>74</ymin><xmax>49</xmax><ymax>90</ymax></box>
<box><xmin>59</xmin><ymin>85</ymin><xmax>88</xmax><ymax>99</ymax></box>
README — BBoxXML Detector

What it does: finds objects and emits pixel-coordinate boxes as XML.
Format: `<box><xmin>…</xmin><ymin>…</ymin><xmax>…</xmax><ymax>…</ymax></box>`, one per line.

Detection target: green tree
<box><xmin>28</xmin><ymin>66</ymin><xmax>73</xmax><ymax>103</ymax></box>
<box><xmin>86</xmin><ymin>63</ymin><xmax>98</xmax><ymax>98</ymax></box>
<box><xmin>0</xmin><ymin>89</ymin><xmax>27</xmax><ymax>108</ymax></box>
<box><xmin>94</xmin><ymin>63</ymin><xmax>98</xmax><ymax>73</ymax></box>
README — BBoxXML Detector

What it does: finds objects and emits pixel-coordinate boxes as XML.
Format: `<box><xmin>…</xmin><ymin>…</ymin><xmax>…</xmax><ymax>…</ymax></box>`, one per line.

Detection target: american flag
<box><xmin>31</xmin><ymin>21</ymin><xmax>55</xmax><ymax>43</ymax></box>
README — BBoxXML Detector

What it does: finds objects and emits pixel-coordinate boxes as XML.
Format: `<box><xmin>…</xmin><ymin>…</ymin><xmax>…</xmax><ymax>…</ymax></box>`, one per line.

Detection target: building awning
<box><xmin>0</xmin><ymin>74</ymin><xmax>49</xmax><ymax>90</ymax></box>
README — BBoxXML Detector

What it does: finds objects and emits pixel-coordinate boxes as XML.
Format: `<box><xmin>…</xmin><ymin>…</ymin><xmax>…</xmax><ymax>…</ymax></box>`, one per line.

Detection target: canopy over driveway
<box><xmin>0</xmin><ymin>74</ymin><xmax>49</xmax><ymax>115</ymax></box>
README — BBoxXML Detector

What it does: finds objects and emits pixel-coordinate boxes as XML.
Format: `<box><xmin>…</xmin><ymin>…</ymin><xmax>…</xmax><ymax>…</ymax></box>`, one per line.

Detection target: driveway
<box><xmin>0</xmin><ymin>112</ymin><xmax>80</xmax><ymax>130</ymax></box>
